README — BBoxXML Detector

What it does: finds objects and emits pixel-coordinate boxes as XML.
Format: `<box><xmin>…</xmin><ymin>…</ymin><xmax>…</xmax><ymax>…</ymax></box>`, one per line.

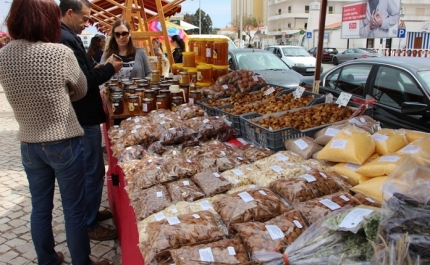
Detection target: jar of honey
<box><xmin>212</xmin><ymin>65</ymin><xmax>229</xmax><ymax>83</ymax></box>
<box><xmin>159</xmin><ymin>89</ymin><xmax>171</xmax><ymax>107</ymax></box>
<box><xmin>159</xmin><ymin>83</ymin><xmax>171</xmax><ymax>91</ymax></box>
<box><xmin>156</xmin><ymin>94</ymin><xmax>169</xmax><ymax>110</ymax></box>
<box><xmin>125</xmin><ymin>85</ymin><xmax>137</xmax><ymax>100</ymax></box>
<box><xmin>169</xmin><ymin>85</ymin><xmax>186</xmax><ymax>103</ymax></box>
<box><xmin>127</xmin><ymin>94</ymin><xmax>140</xmax><ymax>113</ymax></box>
<box><xmin>188</xmin><ymin>37</ymin><xmax>195</xmax><ymax>52</ymax></box>
<box><xmin>186</xmin><ymin>68</ymin><xmax>197</xmax><ymax>84</ymax></box>
<box><xmin>171</xmin><ymin>96</ymin><xmax>184</xmax><ymax>111</ymax></box>
<box><xmin>179</xmin><ymin>84</ymin><xmax>190</xmax><ymax>103</ymax></box>
<box><xmin>135</xmin><ymin>88</ymin><xmax>145</xmax><ymax>105</ymax></box>
<box><xmin>122</xmin><ymin>81</ymin><xmax>133</xmax><ymax>90</ymax></box>
<box><xmin>197</xmin><ymin>64</ymin><xmax>212</xmax><ymax>84</ymax></box>
<box><xmin>198</xmin><ymin>39</ymin><xmax>207</xmax><ymax>64</ymax></box>
<box><xmin>213</xmin><ymin>38</ymin><xmax>228</xmax><ymax>65</ymax></box>
<box><xmin>110</xmin><ymin>78</ymin><xmax>119</xmax><ymax>86</ymax></box>
<box><xmin>136</xmin><ymin>79</ymin><xmax>149</xmax><ymax>88</ymax></box>
<box><xmin>171</xmin><ymin>63</ymin><xmax>183</xmax><ymax>75</ymax></box>
<box><xmin>144</xmin><ymin>89</ymin><xmax>157</xmax><ymax>110</ymax></box>
<box><xmin>111</xmin><ymin>94</ymin><xmax>124</xmax><ymax>114</ymax></box>
<box><xmin>182</xmin><ymin>52</ymin><xmax>196</xmax><ymax>68</ymax></box>
<box><xmin>189</xmin><ymin>90</ymin><xmax>202</xmax><ymax>104</ymax></box>
<box><xmin>193</xmin><ymin>39</ymin><xmax>200</xmax><ymax>61</ymax></box>
<box><xmin>196</xmin><ymin>82</ymin><xmax>212</xmax><ymax>90</ymax></box>
<box><xmin>131</xmin><ymin>77</ymin><xmax>140</xmax><ymax>85</ymax></box>
<box><xmin>151</xmin><ymin>70</ymin><xmax>161</xmax><ymax>83</ymax></box>
<box><xmin>206</xmin><ymin>39</ymin><xmax>214</xmax><ymax>64</ymax></box>
<box><xmin>142</xmin><ymin>98</ymin><xmax>154</xmax><ymax>113</ymax></box>
<box><xmin>179</xmin><ymin>71</ymin><xmax>190</xmax><ymax>85</ymax></box>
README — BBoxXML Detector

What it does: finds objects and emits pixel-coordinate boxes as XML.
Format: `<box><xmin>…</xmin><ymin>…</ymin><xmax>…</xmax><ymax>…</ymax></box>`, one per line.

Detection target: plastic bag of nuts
<box><xmin>170</xmin><ymin>237</ymin><xmax>249</xmax><ymax>265</ymax></box>
<box><xmin>212</xmin><ymin>187</ymin><xmax>289</xmax><ymax>228</ymax></box>
<box><xmin>131</xmin><ymin>184</ymin><xmax>172</xmax><ymax>221</ymax></box>
<box><xmin>158</xmin><ymin>125</ymin><xmax>196</xmax><ymax>145</ymax></box>
<box><xmin>253</xmin><ymin>151</ymin><xmax>305</xmax><ymax>169</ymax></box>
<box><xmin>175</xmin><ymin>103</ymin><xmax>205</xmax><ymax>120</ymax></box>
<box><xmin>239</xmin><ymin>144</ymin><xmax>274</xmax><ymax>163</ymax></box>
<box><xmin>144</xmin><ymin>210</ymin><xmax>226</xmax><ymax>263</ymax></box>
<box><xmin>295</xmin><ymin>192</ymin><xmax>361</xmax><ymax>225</ymax></box>
<box><xmin>269</xmin><ymin>169</ymin><xmax>346</xmax><ymax>205</ymax></box>
<box><xmin>166</xmin><ymin>179</ymin><xmax>205</xmax><ymax>202</ymax></box>
<box><xmin>284</xmin><ymin>136</ymin><xmax>323</xmax><ymax>160</ymax></box>
<box><xmin>220</xmin><ymin>166</ymin><xmax>254</xmax><ymax>188</ymax></box>
<box><xmin>147</xmin><ymin>141</ymin><xmax>168</xmax><ymax>155</ymax></box>
<box><xmin>233</xmin><ymin>210</ymin><xmax>308</xmax><ymax>255</ymax></box>
<box><xmin>191</xmin><ymin>170</ymin><xmax>233</xmax><ymax>197</ymax></box>
<box><xmin>162</xmin><ymin>157</ymin><xmax>200</xmax><ymax>179</ymax></box>
<box><xmin>117</xmin><ymin>145</ymin><xmax>147</xmax><ymax>163</ymax></box>
<box><xmin>353</xmin><ymin>192</ymin><xmax>381</xmax><ymax>207</ymax></box>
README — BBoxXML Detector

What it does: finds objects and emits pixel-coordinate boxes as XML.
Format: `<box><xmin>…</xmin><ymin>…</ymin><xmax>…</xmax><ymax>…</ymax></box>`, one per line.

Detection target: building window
<box><xmin>288</xmin><ymin>23</ymin><xmax>292</xmax><ymax>28</ymax></box>
<box><xmin>305</xmin><ymin>5</ymin><xmax>310</xmax><ymax>13</ymax></box>
<box><xmin>278</xmin><ymin>9</ymin><xmax>282</xmax><ymax>15</ymax></box>
<box><xmin>416</xmin><ymin>8</ymin><xmax>425</xmax><ymax>15</ymax></box>
<box><xmin>328</xmin><ymin>6</ymin><xmax>333</xmax><ymax>14</ymax></box>
<box><xmin>83</xmin><ymin>36</ymin><xmax>87</xmax><ymax>39</ymax></box>
<box><xmin>288</xmin><ymin>6</ymin><xmax>291</xmax><ymax>13</ymax></box>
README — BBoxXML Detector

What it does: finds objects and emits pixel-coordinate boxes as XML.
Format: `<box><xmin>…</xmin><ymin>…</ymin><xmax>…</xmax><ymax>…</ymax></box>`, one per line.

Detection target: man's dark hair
<box><xmin>59</xmin><ymin>0</ymin><xmax>91</xmax><ymax>16</ymax></box>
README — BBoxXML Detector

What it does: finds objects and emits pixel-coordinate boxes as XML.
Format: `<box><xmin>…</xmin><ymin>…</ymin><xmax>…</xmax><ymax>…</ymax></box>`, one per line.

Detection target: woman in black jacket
<box><xmin>171</xmin><ymin>35</ymin><xmax>185</xmax><ymax>63</ymax></box>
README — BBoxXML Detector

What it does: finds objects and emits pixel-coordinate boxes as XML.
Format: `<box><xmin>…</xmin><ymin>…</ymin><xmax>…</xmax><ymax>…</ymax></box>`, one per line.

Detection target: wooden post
<box><xmin>155</xmin><ymin>0</ymin><xmax>174</xmax><ymax>67</ymax></box>
<box><xmin>313</xmin><ymin>0</ymin><xmax>328</xmax><ymax>94</ymax></box>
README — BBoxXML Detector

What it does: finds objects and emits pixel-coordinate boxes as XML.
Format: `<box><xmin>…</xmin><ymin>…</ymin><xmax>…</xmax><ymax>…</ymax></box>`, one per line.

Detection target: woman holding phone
<box><xmin>101</xmin><ymin>19</ymin><xmax>151</xmax><ymax>80</ymax></box>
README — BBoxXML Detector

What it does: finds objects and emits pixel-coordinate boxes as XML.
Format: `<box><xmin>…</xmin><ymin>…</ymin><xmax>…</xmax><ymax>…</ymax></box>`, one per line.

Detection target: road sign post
<box><xmin>397</xmin><ymin>20</ymin><xmax>406</xmax><ymax>38</ymax></box>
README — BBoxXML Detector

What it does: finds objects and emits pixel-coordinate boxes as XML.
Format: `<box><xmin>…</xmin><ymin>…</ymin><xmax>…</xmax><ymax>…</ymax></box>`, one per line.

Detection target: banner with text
<box><xmin>341</xmin><ymin>0</ymin><xmax>401</xmax><ymax>39</ymax></box>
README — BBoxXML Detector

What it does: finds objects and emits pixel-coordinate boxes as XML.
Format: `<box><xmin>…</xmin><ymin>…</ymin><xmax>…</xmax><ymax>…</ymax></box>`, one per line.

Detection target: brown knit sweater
<box><xmin>0</xmin><ymin>40</ymin><xmax>87</xmax><ymax>143</ymax></box>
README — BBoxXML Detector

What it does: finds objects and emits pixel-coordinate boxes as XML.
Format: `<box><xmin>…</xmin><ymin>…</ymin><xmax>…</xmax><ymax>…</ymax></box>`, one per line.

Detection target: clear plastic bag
<box><xmin>131</xmin><ymin>184</ymin><xmax>172</xmax><ymax>221</ymax></box>
<box><xmin>239</xmin><ymin>144</ymin><xmax>274</xmax><ymax>163</ymax></box>
<box><xmin>162</xmin><ymin>157</ymin><xmax>200</xmax><ymax>179</ymax></box>
<box><xmin>175</xmin><ymin>103</ymin><xmax>205</xmax><ymax>120</ymax></box>
<box><xmin>284</xmin><ymin>136</ymin><xmax>323</xmax><ymax>160</ymax></box>
<box><xmin>166</xmin><ymin>179</ymin><xmax>205</xmax><ymax>202</ymax></box>
<box><xmin>191</xmin><ymin>170</ymin><xmax>233</xmax><ymax>197</ymax></box>
<box><xmin>117</xmin><ymin>145</ymin><xmax>146</xmax><ymax>163</ymax></box>
<box><xmin>147</xmin><ymin>141</ymin><xmax>168</xmax><ymax>155</ymax></box>
<box><xmin>158</xmin><ymin>125</ymin><xmax>196</xmax><ymax>145</ymax></box>
<box><xmin>371</xmin><ymin>129</ymin><xmax>407</xmax><ymax>155</ymax></box>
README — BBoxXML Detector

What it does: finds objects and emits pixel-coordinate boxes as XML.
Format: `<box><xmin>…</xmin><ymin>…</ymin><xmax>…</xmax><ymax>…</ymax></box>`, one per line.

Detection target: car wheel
<box><xmin>333</xmin><ymin>57</ymin><xmax>338</xmax><ymax>65</ymax></box>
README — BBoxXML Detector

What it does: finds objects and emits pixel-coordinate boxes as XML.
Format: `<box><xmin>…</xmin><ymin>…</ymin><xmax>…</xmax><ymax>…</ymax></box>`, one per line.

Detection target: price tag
<box><xmin>213</xmin><ymin>172</ymin><xmax>221</xmax><ymax>178</ymax></box>
<box><xmin>114</xmin><ymin>125</ymin><xmax>119</xmax><ymax>128</ymax></box>
<box><xmin>293</xmin><ymin>220</ymin><xmax>303</xmax><ymax>228</ymax></box>
<box><xmin>339</xmin><ymin>208</ymin><xmax>374</xmax><ymax>228</ymax></box>
<box><xmin>275</xmin><ymin>153</ymin><xmax>289</xmax><ymax>162</ymax></box>
<box><xmin>302</xmin><ymin>165</ymin><xmax>311</xmax><ymax>171</ymax></box>
<box><xmin>259</xmin><ymin>190</ymin><xmax>267</xmax><ymax>195</ymax></box>
<box><xmin>200</xmin><ymin>201</ymin><xmax>212</xmax><ymax>210</ymax></box>
<box><xmin>126</xmin><ymin>146</ymin><xmax>132</xmax><ymax>150</ymax></box>
<box><xmin>186</xmin><ymin>159</ymin><xmax>192</xmax><ymax>163</ymax></box>
<box><xmin>167</xmin><ymin>216</ymin><xmax>181</xmax><ymax>225</ymax></box>
<box><xmin>169</xmin><ymin>127</ymin><xmax>175</xmax><ymax>131</ymax></box>
<box><xmin>365</xmin><ymin>197</ymin><xmax>375</xmax><ymax>203</ymax></box>
<box><xmin>336</xmin><ymin>92</ymin><xmax>352</xmax><ymax>107</ymax></box>
<box><xmin>159</xmin><ymin>114</ymin><xmax>165</xmax><ymax>118</ymax></box>
<box><xmin>134</xmin><ymin>117</ymin><xmax>140</xmax><ymax>123</ymax></box>
<box><xmin>348</xmin><ymin>118</ymin><xmax>364</xmax><ymax>126</ymax></box>
<box><xmin>203</xmin><ymin>119</ymin><xmax>209</xmax><ymax>123</ymax></box>
<box><xmin>300</xmin><ymin>174</ymin><xmax>317</xmax><ymax>183</ymax></box>
<box><xmin>379</xmin><ymin>156</ymin><xmax>401</xmax><ymax>163</ymax></box>
<box><xmin>127</xmin><ymin>117</ymin><xmax>132</xmax><ymax>121</ymax></box>
<box><xmin>192</xmin><ymin>214</ymin><xmax>200</xmax><ymax>219</ymax></box>
<box><xmin>399</xmin><ymin>145</ymin><xmax>420</xmax><ymax>154</ymax></box>
<box><xmin>325</xmin><ymin>128</ymin><xmax>340</xmax><ymax>137</ymax></box>
<box><xmin>131</xmin><ymin>129</ymin><xmax>137</xmax><ymax>134</ymax></box>
<box><xmin>232</xmin><ymin>169</ymin><xmax>244</xmax><ymax>176</ymax></box>
<box><xmin>238</xmin><ymin>192</ymin><xmax>254</xmax><ymax>203</ymax></box>
<box><xmin>154</xmin><ymin>212</ymin><xmax>165</xmax><ymax>221</ymax></box>
<box><xmin>160</xmin><ymin>121</ymin><xmax>166</xmax><ymax>125</ymax></box>
<box><xmin>320</xmin><ymin>172</ymin><xmax>328</xmax><ymax>179</ymax></box>
<box><xmin>345</xmin><ymin>163</ymin><xmax>360</xmax><ymax>171</ymax></box>
<box><xmin>184</xmin><ymin>108</ymin><xmax>190</xmax><ymax>111</ymax></box>
<box><xmin>206</xmin><ymin>48</ymin><xmax>211</xmax><ymax>57</ymax></box>
<box><xmin>271</xmin><ymin>165</ymin><xmax>283</xmax><ymax>173</ymax></box>
<box><xmin>237</xmin><ymin>157</ymin><xmax>243</xmax><ymax>160</ymax></box>
<box><xmin>199</xmin><ymin>248</ymin><xmax>215</xmax><ymax>262</ymax></box>
<box><xmin>344</xmin><ymin>130</ymin><xmax>352</xmax><ymax>136</ymax></box>
<box><xmin>265</xmin><ymin>225</ymin><xmax>284</xmax><ymax>240</ymax></box>
<box><xmin>294</xmin><ymin>139</ymin><xmax>309</xmax><ymax>150</ymax></box>
<box><xmin>183</xmin><ymin>180</ymin><xmax>190</xmax><ymax>186</ymax></box>
<box><xmin>173</xmin><ymin>150</ymin><xmax>177</xmax><ymax>155</ymax></box>
<box><xmin>222</xmin><ymin>84</ymin><xmax>229</xmax><ymax>89</ymax></box>
<box><xmin>263</xmin><ymin>86</ymin><xmax>275</xmax><ymax>96</ymax></box>
<box><xmin>340</xmin><ymin>195</ymin><xmax>350</xmax><ymax>201</ymax></box>
<box><xmin>319</xmin><ymin>199</ymin><xmax>341</xmax><ymax>210</ymax></box>
<box><xmin>189</xmin><ymin>98</ymin><xmax>195</xmax><ymax>104</ymax></box>
<box><xmin>237</xmin><ymin>138</ymin><xmax>248</xmax><ymax>144</ymax></box>
<box><xmin>156</xmin><ymin>191</ymin><xmax>163</xmax><ymax>197</ymax></box>
<box><xmin>330</xmin><ymin>140</ymin><xmax>348</xmax><ymax>149</ymax></box>
<box><xmin>227</xmin><ymin>246</ymin><xmax>236</xmax><ymax>255</ymax></box>
<box><xmin>119</xmin><ymin>129</ymin><xmax>124</xmax><ymax>133</ymax></box>
<box><xmin>171</xmin><ymin>208</ymin><xmax>178</xmax><ymax>214</ymax></box>
<box><xmin>252</xmin><ymin>75</ymin><xmax>259</xmax><ymax>81</ymax></box>
<box><xmin>293</xmin><ymin>86</ymin><xmax>305</xmax><ymax>99</ymax></box>
<box><xmin>220</xmin><ymin>151</ymin><xmax>226</xmax><ymax>156</ymax></box>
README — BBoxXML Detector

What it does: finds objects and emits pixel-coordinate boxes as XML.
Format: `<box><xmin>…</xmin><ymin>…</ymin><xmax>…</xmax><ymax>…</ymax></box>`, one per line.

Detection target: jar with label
<box><xmin>159</xmin><ymin>83</ymin><xmax>171</xmax><ymax>91</ymax></box>
<box><xmin>188</xmin><ymin>37</ymin><xmax>195</xmax><ymax>52</ymax></box>
<box><xmin>150</xmin><ymin>83</ymin><xmax>160</xmax><ymax>94</ymax></box>
<box><xmin>180</xmin><ymin>84</ymin><xmax>190</xmax><ymax>103</ymax></box>
<box><xmin>159</xmin><ymin>89</ymin><xmax>171</xmax><ymax>107</ymax></box>
<box><xmin>198</xmin><ymin>39</ymin><xmax>207</xmax><ymax>64</ymax></box>
<box><xmin>171</xmin><ymin>63</ymin><xmax>183</xmax><ymax>75</ymax></box>
<box><xmin>189</xmin><ymin>90</ymin><xmax>202</xmax><ymax>104</ymax></box>
<box><xmin>111</xmin><ymin>95</ymin><xmax>124</xmax><ymax>114</ymax></box>
<box><xmin>213</xmin><ymin>38</ymin><xmax>228</xmax><ymax>65</ymax></box>
<box><xmin>110</xmin><ymin>78</ymin><xmax>119</xmax><ymax>86</ymax></box>
<box><xmin>128</xmin><ymin>94</ymin><xmax>140</xmax><ymax>114</ymax></box>
<box><xmin>171</xmin><ymin>96</ymin><xmax>184</xmax><ymax>111</ymax></box>
<box><xmin>136</xmin><ymin>79</ymin><xmax>149</xmax><ymax>88</ymax></box>
<box><xmin>206</xmin><ymin>39</ymin><xmax>214</xmax><ymax>64</ymax></box>
<box><xmin>156</xmin><ymin>94</ymin><xmax>169</xmax><ymax>110</ymax></box>
<box><xmin>144</xmin><ymin>89</ymin><xmax>156</xmax><ymax>110</ymax></box>
<box><xmin>186</xmin><ymin>67</ymin><xmax>197</xmax><ymax>84</ymax></box>
<box><xmin>131</xmin><ymin>77</ymin><xmax>140</xmax><ymax>85</ymax></box>
<box><xmin>193</xmin><ymin>40</ymin><xmax>200</xmax><ymax>62</ymax></box>
<box><xmin>182</xmin><ymin>52</ymin><xmax>196</xmax><ymax>67</ymax></box>
<box><xmin>125</xmin><ymin>85</ymin><xmax>137</xmax><ymax>100</ymax></box>
<box><xmin>197</xmin><ymin>64</ymin><xmax>213</xmax><ymax>84</ymax></box>
<box><xmin>169</xmin><ymin>85</ymin><xmax>186</xmax><ymax>103</ymax></box>
<box><xmin>179</xmin><ymin>71</ymin><xmax>190</xmax><ymax>85</ymax></box>
<box><xmin>122</xmin><ymin>81</ymin><xmax>133</xmax><ymax>90</ymax></box>
<box><xmin>151</xmin><ymin>70</ymin><xmax>161</xmax><ymax>83</ymax></box>
<box><xmin>141</xmin><ymin>98</ymin><xmax>154</xmax><ymax>113</ymax></box>
<box><xmin>135</xmin><ymin>88</ymin><xmax>145</xmax><ymax>105</ymax></box>
<box><xmin>109</xmin><ymin>86</ymin><xmax>122</xmax><ymax>99</ymax></box>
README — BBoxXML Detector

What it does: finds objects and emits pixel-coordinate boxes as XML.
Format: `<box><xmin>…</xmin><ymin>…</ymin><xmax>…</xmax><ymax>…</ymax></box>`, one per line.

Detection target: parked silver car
<box><xmin>332</xmin><ymin>48</ymin><xmax>383</xmax><ymax>65</ymax></box>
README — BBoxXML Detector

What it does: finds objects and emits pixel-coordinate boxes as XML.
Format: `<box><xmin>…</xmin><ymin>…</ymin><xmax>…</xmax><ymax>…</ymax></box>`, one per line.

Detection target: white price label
<box><xmin>365</xmin><ymin>197</ymin><xmax>376</xmax><ymax>203</ymax></box>
<box><xmin>142</xmin><ymin>104</ymin><xmax>148</xmax><ymax>112</ymax></box>
<box><xmin>271</xmin><ymin>165</ymin><xmax>283</xmax><ymax>173</ymax></box>
<box><xmin>227</xmin><ymin>246</ymin><xmax>236</xmax><ymax>256</ymax></box>
<box><xmin>263</xmin><ymin>86</ymin><xmax>275</xmax><ymax>96</ymax></box>
<box><xmin>203</xmin><ymin>119</ymin><xmax>209</xmax><ymax>123</ymax></box>
<box><xmin>159</xmin><ymin>114</ymin><xmax>165</xmax><ymax>118</ymax></box>
<box><xmin>339</xmin><ymin>208</ymin><xmax>374</xmax><ymax>228</ymax></box>
<box><xmin>293</xmin><ymin>86</ymin><xmax>305</xmax><ymax>99</ymax></box>
<box><xmin>294</xmin><ymin>139</ymin><xmax>309</xmax><ymax>150</ymax></box>
<box><xmin>171</xmin><ymin>208</ymin><xmax>178</xmax><ymax>214</ymax></box>
<box><xmin>340</xmin><ymin>195</ymin><xmax>350</xmax><ymax>201</ymax></box>
<box><xmin>206</xmin><ymin>48</ymin><xmax>211</xmax><ymax>57</ymax></box>
<box><xmin>275</xmin><ymin>153</ymin><xmax>289</xmax><ymax>162</ymax></box>
<box><xmin>259</xmin><ymin>190</ymin><xmax>267</xmax><ymax>195</ymax></box>
<box><xmin>293</xmin><ymin>220</ymin><xmax>303</xmax><ymax>228</ymax></box>
<box><xmin>169</xmin><ymin>127</ymin><xmax>175</xmax><ymax>131</ymax></box>
<box><xmin>186</xmin><ymin>159</ymin><xmax>192</xmax><ymax>163</ymax></box>
<box><xmin>200</xmin><ymin>201</ymin><xmax>212</xmax><ymax>210</ymax></box>
<box><xmin>114</xmin><ymin>125</ymin><xmax>119</xmax><ymax>128</ymax></box>
<box><xmin>126</xmin><ymin>146</ymin><xmax>132</xmax><ymax>150</ymax></box>
<box><xmin>199</xmin><ymin>248</ymin><xmax>215</xmax><ymax>262</ymax></box>
<box><xmin>156</xmin><ymin>191</ymin><xmax>163</xmax><ymax>197</ymax></box>
<box><xmin>119</xmin><ymin>129</ymin><xmax>124</xmax><ymax>133</ymax></box>
<box><xmin>238</xmin><ymin>192</ymin><xmax>254</xmax><ymax>203</ymax></box>
<box><xmin>154</xmin><ymin>212</ymin><xmax>165</xmax><ymax>221</ymax></box>
<box><xmin>160</xmin><ymin>121</ymin><xmax>166</xmax><ymax>125</ymax></box>
<box><xmin>399</xmin><ymin>145</ymin><xmax>420</xmax><ymax>154</ymax></box>
<box><xmin>192</xmin><ymin>214</ymin><xmax>200</xmax><ymax>219</ymax></box>
<box><xmin>302</xmin><ymin>165</ymin><xmax>311</xmax><ymax>171</ymax></box>
<box><xmin>345</xmin><ymin>163</ymin><xmax>360</xmax><ymax>171</ymax></box>
<box><xmin>246</xmin><ymin>167</ymin><xmax>253</xmax><ymax>171</ymax></box>
<box><xmin>252</xmin><ymin>75</ymin><xmax>259</xmax><ymax>81</ymax></box>
<box><xmin>167</xmin><ymin>216</ymin><xmax>181</xmax><ymax>225</ymax></box>
<box><xmin>330</xmin><ymin>140</ymin><xmax>348</xmax><ymax>149</ymax></box>
<box><xmin>372</xmin><ymin>133</ymin><xmax>389</xmax><ymax>143</ymax></box>
<box><xmin>336</xmin><ymin>92</ymin><xmax>352</xmax><ymax>107</ymax></box>
<box><xmin>344</xmin><ymin>130</ymin><xmax>352</xmax><ymax>136</ymax></box>
<box><xmin>127</xmin><ymin>117</ymin><xmax>132</xmax><ymax>121</ymax></box>
<box><xmin>134</xmin><ymin>117</ymin><xmax>140</xmax><ymax>122</ymax></box>
<box><xmin>189</xmin><ymin>98</ymin><xmax>194</xmax><ymax>104</ymax></box>
<box><xmin>232</xmin><ymin>169</ymin><xmax>244</xmax><ymax>176</ymax></box>
<box><xmin>300</xmin><ymin>174</ymin><xmax>317</xmax><ymax>183</ymax></box>
<box><xmin>349</xmin><ymin>118</ymin><xmax>364</xmax><ymax>126</ymax></box>
<box><xmin>222</xmin><ymin>84</ymin><xmax>229</xmax><ymax>89</ymax></box>
<box><xmin>379</xmin><ymin>156</ymin><xmax>401</xmax><ymax>163</ymax></box>
<box><xmin>184</xmin><ymin>108</ymin><xmax>190</xmax><ymax>111</ymax></box>
<box><xmin>183</xmin><ymin>180</ymin><xmax>190</xmax><ymax>186</ymax></box>
<box><xmin>265</xmin><ymin>225</ymin><xmax>284</xmax><ymax>240</ymax></box>
<box><xmin>237</xmin><ymin>138</ymin><xmax>248</xmax><ymax>144</ymax></box>
<box><xmin>131</xmin><ymin>129</ymin><xmax>137</xmax><ymax>134</ymax></box>
<box><xmin>325</xmin><ymin>128</ymin><xmax>340</xmax><ymax>137</ymax></box>
<box><xmin>319</xmin><ymin>199</ymin><xmax>341</xmax><ymax>210</ymax></box>
<box><xmin>320</xmin><ymin>172</ymin><xmax>328</xmax><ymax>179</ymax></box>
<box><xmin>220</xmin><ymin>151</ymin><xmax>226</xmax><ymax>156</ymax></box>
<box><xmin>238</xmin><ymin>157</ymin><xmax>243</xmax><ymax>160</ymax></box>
<box><xmin>213</xmin><ymin>172</ymin><xmax>221</xmax><ymax>178</ymax></box>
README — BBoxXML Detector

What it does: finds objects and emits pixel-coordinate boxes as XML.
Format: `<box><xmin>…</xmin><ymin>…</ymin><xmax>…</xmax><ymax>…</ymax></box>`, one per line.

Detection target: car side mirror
<box><xmin>401</xmin><ymin>102</ymin><xmax>428</xmax><ymax>115</ymax></box>
<box><xmin>276</xmin><ymin>53</ymin><xmax>281</xmax><ymax>58</ymax></box>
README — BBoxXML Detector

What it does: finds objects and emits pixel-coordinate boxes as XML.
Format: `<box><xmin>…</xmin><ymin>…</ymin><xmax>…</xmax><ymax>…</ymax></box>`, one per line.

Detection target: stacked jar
<box><xmin>212</xmin><ymin>38</ymin><xmax>229</xmax><ymax>84</ymax></box>
<box><xmin>182</xmin><ymin>52</ymin><xmax>196</xmax><ymax>68</ymax></box>
<box><xmin>196</xmin><ymin>64</ymin><xmax>212</xmax><ymax>89</ymax></box>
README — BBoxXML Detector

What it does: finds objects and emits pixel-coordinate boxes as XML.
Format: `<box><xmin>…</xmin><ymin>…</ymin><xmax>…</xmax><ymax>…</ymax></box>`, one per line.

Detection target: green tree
<box><xmin>183</xmin><ymin>9</ymin><xmax>213</xmax><ymax>34</ymax></box>
<box><xmin>232</xmin><ymin>15</ymin><xmax>259</xmax><ymax>45</ymax></box>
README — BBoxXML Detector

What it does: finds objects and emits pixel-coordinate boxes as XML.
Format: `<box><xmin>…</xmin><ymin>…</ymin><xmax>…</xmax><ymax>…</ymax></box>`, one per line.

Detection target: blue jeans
<box><xmin>82</xmin><ymin>125</ymin><xmax>106</xmax><ymax>231</ymax></box>
<box><xmin>21</xmin><ymin>137</ymin><xmax>92</xmax><ymax>265</ymax></box>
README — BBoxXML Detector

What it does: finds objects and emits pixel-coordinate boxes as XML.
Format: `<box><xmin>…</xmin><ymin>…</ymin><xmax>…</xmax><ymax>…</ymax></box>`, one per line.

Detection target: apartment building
<box><xmin>231</xmin><ymin>0</ymin><xmax>268</xmax><ymax>27</ymax></box>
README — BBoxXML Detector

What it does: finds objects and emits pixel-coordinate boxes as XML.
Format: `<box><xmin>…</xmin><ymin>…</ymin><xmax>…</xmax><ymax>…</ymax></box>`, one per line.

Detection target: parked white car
<box><xmin>266</xmin><ymin>45</ymin><xmax>317</xmax><ymax>76</ymax></box>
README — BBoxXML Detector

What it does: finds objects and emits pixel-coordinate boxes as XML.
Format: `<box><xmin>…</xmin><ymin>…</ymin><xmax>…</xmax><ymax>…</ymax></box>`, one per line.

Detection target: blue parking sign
<box><xmin>306</xmin><ymin>32</ymin><xmax>312</xmax><ymax>38</ymax></box>
<box><xmin>397</xmin><ymin>28</ymin><xmax>406</xmax><ymax>38</ymax></box>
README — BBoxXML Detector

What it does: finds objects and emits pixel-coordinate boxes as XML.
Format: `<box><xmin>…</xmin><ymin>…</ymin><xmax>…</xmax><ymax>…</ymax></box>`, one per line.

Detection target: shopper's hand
<box><xmin>94</xmin><ymin>63</ymin><xmax>103</xmax><ymax>69</ymax></box>
<box><xmin>110</xmin><ymin>60</ymin><xmax>123</xmax><ymax>73</ymax></box>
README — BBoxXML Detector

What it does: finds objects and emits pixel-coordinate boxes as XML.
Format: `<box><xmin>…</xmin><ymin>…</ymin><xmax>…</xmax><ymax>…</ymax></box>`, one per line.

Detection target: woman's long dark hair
<box><xmin>171</xmin><ymin>35</ymin><xmax>185</xmax><ymax>51</ymax></box>
<box><xmin>87</xmin><ymin>36</ymin><xmax>100</xmax><ymax>58</ymax></box>
<box><xmin>105</xmin><ymin>19</ymin><xmax>136</xmax><ymax>59</ymax></box>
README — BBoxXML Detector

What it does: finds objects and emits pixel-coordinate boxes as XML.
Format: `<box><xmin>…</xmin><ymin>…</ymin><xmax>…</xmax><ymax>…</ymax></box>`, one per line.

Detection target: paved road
<box><xmin>0</xmin><ymin>84</ymin><xmax>122</xmax><ymax>264</ymax></box>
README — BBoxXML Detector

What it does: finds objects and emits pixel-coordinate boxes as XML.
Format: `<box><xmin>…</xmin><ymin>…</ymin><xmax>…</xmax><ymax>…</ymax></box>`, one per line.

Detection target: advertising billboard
<box><xmin>341</xmin><ymin>0</ymin><xmax>401</xmax><ymax>39</ymax></box>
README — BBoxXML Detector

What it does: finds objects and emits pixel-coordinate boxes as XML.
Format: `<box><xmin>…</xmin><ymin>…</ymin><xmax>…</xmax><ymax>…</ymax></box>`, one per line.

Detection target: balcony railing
<box><xmin>375</xmin><ymin>48</ymin><xmax>430</xmax><ymax>57</ymax></box>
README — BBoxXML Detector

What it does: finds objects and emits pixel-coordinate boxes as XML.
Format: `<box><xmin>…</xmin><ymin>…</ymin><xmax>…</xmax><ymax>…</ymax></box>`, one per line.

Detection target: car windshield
<box><xmin>417</xmin><ymin>70</ymin><xmax>430</xmax><ymax>90</ymax></box>
<box><xmin>282</xmin><ymin>47</ymin><xmax>310</xmax><ymax>57</ymax></box>
<box><xmin>236</xmin><ymin>52</ymin><xmax>289</xmax><ymax>71</ymax></box>
<box><xmin>325</xmin><ymin>48</ymin><xmax>337</xmax><ymax>52</ymax></box>
<box><xmin>360</xmin><ymin>48</ymin><xmax>377</xmax><ymax>53</ymax></box>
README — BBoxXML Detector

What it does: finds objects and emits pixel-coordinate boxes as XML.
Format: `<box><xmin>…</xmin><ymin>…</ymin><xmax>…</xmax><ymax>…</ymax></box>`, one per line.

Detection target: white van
<box><xmin>187</xmin><ymin>34</ymin><xmax>237</xmax><ymax>50</ymax></box>
<box><xmin>266</xmin><ymin>45</ymin><xmax>317</xmax><ymax>76</ymax></box>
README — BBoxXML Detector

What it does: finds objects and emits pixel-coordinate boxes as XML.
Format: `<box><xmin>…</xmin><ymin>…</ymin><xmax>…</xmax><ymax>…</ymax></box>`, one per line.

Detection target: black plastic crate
<box><xmin>196</xmin><ymin>98</ymin><xmax>223</xmax><ymax>116</ymax></box>
<box><xmin>218</xmin><ymin>104</ymin><xmax>243</xmax><ymax>136</ymax></box>
<box><xmin>276</xmin><ymin>89</ymin><xmax>325</xmax><ymax>106</ymax></box>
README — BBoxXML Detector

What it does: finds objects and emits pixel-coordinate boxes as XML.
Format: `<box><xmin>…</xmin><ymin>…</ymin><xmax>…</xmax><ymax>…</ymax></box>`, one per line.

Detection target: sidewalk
<box><xmin>0</xmin><ymin>84</ymin><xmax>122</xmax><ymax>264</ymax></box>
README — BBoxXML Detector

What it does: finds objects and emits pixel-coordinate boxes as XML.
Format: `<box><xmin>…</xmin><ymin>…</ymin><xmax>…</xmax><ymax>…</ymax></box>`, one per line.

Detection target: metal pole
<box><xmin>199</xmin><ymin>0</ymin><xmax>201</xmax><ymax>35</ymax></box>
<box><xmin>313</xmin><ymin>0</ymin><xmax>328</xmax><ymax>94</ymax></box>
<box><xmin>239</xmin><ymin>0</ymin><xmax>243</xmax><ymax>47</ymax></box>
